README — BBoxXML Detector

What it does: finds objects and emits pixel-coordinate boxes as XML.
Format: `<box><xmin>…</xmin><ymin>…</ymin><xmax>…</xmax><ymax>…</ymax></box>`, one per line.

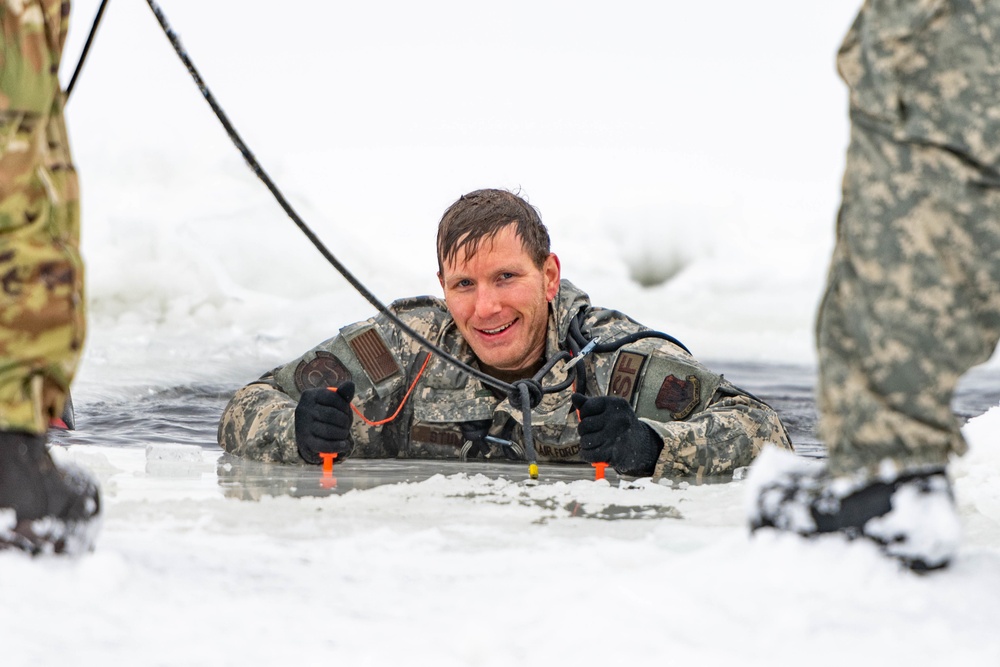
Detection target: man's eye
<box><xmin>499</xmin><ymin>272</ymin><xmax>514</xmax><ymax>281</ymax></box>
<box><xmin>455</xmin><ymin>279</ymin><xmax>472</xmax><ymax>288</ymax></box>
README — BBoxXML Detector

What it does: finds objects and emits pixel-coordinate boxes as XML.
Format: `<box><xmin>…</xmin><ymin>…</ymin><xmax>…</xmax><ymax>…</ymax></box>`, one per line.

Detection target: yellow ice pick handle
<box><xmin>528</xmin><ymin>463</ymin><xmax>539</xmax><ymax>480</ymax></box>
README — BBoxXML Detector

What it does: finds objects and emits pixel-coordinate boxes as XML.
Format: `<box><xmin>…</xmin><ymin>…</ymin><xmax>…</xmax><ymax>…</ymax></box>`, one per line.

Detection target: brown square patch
<box><xmin>348</xmin><ymin>328</ymin><xmax>401</xmax><ymax>384</ymax></box>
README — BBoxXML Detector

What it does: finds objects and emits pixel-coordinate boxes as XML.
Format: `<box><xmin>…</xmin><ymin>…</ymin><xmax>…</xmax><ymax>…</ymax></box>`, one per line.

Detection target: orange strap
<box><xmin>329</xmin><ymin>352</ymin><xmax>431</xmax><ymax>427</ymax></box>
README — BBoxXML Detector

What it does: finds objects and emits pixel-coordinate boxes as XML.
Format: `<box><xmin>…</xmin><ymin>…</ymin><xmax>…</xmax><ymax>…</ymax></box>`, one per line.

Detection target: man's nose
<box><xmin>474</xmin><ymin>285</ymin><xmax>501</xmax><ymax>318</ymax></box>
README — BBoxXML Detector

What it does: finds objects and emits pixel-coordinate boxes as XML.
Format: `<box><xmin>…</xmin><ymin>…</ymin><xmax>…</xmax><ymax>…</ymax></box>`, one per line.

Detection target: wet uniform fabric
<box><xmin>0</xmin><ymin>0</ymin><xmax>83</xmax><ymax>434</ymax></box>
<box><xmin>220</xmin><ymin>280</ymin><xmax>792</xmax><ymax>480</ymax></box>
<box><xmin>817</xmin><ymin>0</ymin><xmax>1000</xmax><ymax>476</ymax></box>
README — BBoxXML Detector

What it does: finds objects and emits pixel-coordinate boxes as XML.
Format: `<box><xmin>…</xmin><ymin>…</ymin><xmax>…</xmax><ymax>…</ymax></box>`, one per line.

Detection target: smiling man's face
<box><xmin>438</xmin><ymin>224</ymin><xmax>560</xmax><ymax>379</ymax></box>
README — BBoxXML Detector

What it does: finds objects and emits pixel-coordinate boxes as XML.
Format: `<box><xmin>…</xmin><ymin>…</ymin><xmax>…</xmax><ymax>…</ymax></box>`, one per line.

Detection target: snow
<box><xmin>866</xmin><ymin>474</ymin><xmax>963</xmax><ymax>568</ymax></box>
<box><xmin>744</xmin><ymin>445</ymin><xmax>826</xmax><ymax>533</ymax></box>
<box><xmin>3</xmin><ymin>1</ymin><xmax>1000</xmax><ymax>664</ymax></box>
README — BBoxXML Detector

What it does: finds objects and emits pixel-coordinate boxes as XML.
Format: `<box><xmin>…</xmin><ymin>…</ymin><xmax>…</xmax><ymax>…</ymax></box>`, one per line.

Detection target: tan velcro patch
<box><xmin>608</xmin><ymin>351</ymin><xmax>647</xmax><ymax>405</ymax></box>
<box><xmin>347</xmin><ymin>328</ymin><xmax>401</xmax><ymax>385</ymax></box>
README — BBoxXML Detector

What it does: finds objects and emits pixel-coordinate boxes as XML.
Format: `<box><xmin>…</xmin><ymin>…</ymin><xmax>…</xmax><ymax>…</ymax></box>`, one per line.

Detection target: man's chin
<box><xmin>470</xmin><ymin>348</ymin><xmax>513</xmax><ymax>370</ymax></box>
<box><xmin>477</xmin><ymin>356</ymin><xmax>516</xmax><ymax>373</ymax></box>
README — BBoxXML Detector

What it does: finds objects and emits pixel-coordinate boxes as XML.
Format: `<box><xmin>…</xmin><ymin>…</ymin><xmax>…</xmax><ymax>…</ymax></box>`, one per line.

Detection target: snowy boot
<box><xmin>746</xmin><ymin>447</ymin><xmax>960</xmax><ymax>572</ymax></box>
<box><xmin>0</xmin><ymin>430</ymin><xmax>101</xmax><ymax>555</ymax></box>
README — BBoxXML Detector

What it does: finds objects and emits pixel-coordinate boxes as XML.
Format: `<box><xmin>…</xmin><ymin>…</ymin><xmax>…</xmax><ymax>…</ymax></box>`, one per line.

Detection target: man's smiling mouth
<box><xmin>478</xmin><ymin>321</ymin><xmax>516</xmax><ymax>335</ymax></box>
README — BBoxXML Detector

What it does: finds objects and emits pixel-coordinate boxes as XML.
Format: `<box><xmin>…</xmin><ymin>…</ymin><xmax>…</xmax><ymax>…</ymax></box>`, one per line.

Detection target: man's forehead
<box><xmin>450</xmin><ymin>226</ymin><xmax>530</xmax><ymax>268</ymax></box>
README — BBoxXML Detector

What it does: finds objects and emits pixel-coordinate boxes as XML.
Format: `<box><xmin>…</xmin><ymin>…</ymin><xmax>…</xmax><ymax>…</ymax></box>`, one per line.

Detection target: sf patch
<box><xmin>294</xmin><ymin>351</ymin><xmax>353</xmax><ymax>391</ymax></box>
<box><xmin>655</xmin><ymin>374</ymin><xmax>700</xmax><ymax>420</ymax></box>
<box><xmin>608</xmin><ymin>351</ymin><xmax>647</xmax><ymax>404</ymax></box>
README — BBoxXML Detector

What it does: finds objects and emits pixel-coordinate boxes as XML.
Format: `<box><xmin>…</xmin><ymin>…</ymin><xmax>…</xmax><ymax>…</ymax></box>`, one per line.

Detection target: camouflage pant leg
<box><xmin>816</xmin><ymin>121</ymin><xmax>1000</xmax><ymax>477</ymax></box>
<box><xmin>0</xmin><ymin>1</ymin><xmax>82</xmax><ymax>434</ymax></box>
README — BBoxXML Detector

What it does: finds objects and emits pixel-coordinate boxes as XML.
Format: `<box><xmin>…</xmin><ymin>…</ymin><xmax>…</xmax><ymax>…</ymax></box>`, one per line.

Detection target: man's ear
<box><xmin>544</xmin><ymin>254</ymin><xmax>561</xmax><ymax>302</ymax></box>
<box><xmin>437</xmin><ymin>271</ymin><xmax>445</xmax><ymax>291</ymax></box>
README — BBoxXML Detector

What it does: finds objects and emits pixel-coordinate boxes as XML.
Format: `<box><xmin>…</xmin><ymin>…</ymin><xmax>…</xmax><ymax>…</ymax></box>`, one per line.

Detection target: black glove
<box><xmin>295</xmin><ymin>382</ymin><xmax>355</xmax><ymax>464</ymax></box>
<box><xmin>571</xmin><ymin>393</ymin><xmax>663</xmax><ymax>476</ymax></box>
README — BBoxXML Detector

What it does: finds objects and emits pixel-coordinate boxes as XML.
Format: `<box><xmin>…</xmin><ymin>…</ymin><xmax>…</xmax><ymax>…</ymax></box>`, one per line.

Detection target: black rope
<box><xmin>65</xmin><ymin>0</ymin><xmax>111</xmax><ymax>101</ymax></box>
<box><xmin>518</xmin><ymin>383</ymin><xmax>538</xmax><ymax>466</ymax></box>
<box><xmin>594</xmin><ymin>330</ymin><xmax>691</xmax><ymax>355</ymax></box>
<box><xmin>569</xmin><ymin>311</ymin><xmax>691</xmax><ymax>356</ymax></box>
<box><xmin>142</xmin><ymin>0</ymin><xmax>513</xmax><ymax>396</ymax></box>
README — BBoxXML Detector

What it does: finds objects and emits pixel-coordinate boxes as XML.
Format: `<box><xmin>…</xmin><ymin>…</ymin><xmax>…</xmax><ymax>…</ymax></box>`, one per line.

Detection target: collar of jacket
<box><xmin>548</xmin><ymin>279</ymin><xmax>591</xmax><ymax>355</ymax></box>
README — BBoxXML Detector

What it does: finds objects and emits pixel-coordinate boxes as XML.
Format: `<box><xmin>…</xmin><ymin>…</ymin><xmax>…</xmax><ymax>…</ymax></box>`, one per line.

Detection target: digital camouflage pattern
<box><xmin>0</xmin><ymin>0</ymin><xmax>82</xmax><ymax>434</ymax></box>
<box><xmin>219</xmin><ymin>280</ymin><xmax>793</xmax><ymax>480</ymax></box>
<box><xmin>817</xmin><ymin>0</ymin><xmax>1000</xmax><ymax>476</ymax></box>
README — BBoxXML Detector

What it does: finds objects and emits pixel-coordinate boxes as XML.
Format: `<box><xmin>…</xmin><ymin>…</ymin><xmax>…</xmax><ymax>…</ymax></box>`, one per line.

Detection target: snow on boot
<box><xmin>0</xmin><ymin>431</ymin><xmax>102</xmax><ymax>556</ymax></box>
<box><xmin>746</xmin><ymin>446</ymin><xmax>960</xmax><ymax>572</ymax></box>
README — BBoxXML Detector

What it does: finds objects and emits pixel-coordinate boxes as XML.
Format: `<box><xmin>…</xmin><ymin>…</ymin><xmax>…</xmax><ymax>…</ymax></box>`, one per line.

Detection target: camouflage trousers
<box><xmin>818</xmin><ymin>82</ymin><xmax>1000</xmax><ymax>475</ymax></box>
<box><xmin>817</xmin><ymin>0</ymin><xmax>1000</xmax><ymax>477</ymax></box>
<box><xmin>1</xmin><ymin>0</ymin><xmax>82</xmax><ymax>435</ymax></box>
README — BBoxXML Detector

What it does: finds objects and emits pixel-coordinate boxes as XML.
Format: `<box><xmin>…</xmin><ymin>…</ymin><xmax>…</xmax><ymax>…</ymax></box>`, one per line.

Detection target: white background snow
<box><xmin>3</xmin><ymin>1</ymin><xmax>1000</xmax><ymax>664</ymax></box>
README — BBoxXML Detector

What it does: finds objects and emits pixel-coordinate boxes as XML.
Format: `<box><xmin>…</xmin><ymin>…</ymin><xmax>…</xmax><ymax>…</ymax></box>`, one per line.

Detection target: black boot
<box><xmin>747</xmin><ymin>447</ymin><xmax>959</xmax><ymax>572</ymax></box>
<box><xmin>0</xmin><ymin>430</ymin><xmax>101</xmax><ymax>555</ymax></box>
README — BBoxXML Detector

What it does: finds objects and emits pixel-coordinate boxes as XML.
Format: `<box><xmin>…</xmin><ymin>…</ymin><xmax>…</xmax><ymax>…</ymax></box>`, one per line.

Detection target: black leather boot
<box><xmin>0</xmin><ymin>430</ymin><xmax>101</xmax><ymax>555</ymax></box>
<box><xmin>748</xmin><ymin>447</ymin><xmax>959</xmax><ymax>572</ymax></box>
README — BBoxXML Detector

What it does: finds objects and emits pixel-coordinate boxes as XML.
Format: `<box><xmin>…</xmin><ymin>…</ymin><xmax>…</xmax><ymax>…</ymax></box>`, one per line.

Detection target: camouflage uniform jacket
<box><xmin>219</xmin><ymin>280</ymin><xmax>792</xmax><ymax>479</ymax></box>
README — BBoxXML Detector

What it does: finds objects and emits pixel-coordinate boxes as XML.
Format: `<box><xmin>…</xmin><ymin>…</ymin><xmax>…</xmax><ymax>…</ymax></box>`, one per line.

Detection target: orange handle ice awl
<box><xmin>591</xmin><ymin>462</ymin><xmax>608</xmax><ymax>481</ymax></box>
<box><xmin>320</xmin><ymin>452</ymin><xmax>338</xmax><ymax>474</ymax></box>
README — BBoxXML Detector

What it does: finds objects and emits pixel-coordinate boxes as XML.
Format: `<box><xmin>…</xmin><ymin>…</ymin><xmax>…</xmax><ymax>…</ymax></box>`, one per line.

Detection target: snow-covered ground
<box><xmin>6</xmin><ymin>424</ymin><xmax>1000</xmax><ymax>666</ymax></box>
<box><xmin>4</xmin><ymin>1</ymin><xmax>1000</xmax><ymax>664</ymax></box>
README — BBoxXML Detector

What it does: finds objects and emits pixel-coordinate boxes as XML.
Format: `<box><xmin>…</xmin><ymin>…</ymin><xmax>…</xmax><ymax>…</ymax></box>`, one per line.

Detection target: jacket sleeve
<box><xmin>217</xmin><ymin>372</ymin><xmax>302</xmax><ymax>464</ymax></box>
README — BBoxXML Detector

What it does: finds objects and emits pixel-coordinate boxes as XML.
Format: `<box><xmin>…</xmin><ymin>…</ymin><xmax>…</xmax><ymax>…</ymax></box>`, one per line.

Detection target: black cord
<box><xmin>594</xmin><ymin>330</ymin><xmax>691</xmax><ymax>355</ymax></box>
<box><xmin>66</xmin><ymin>0</ymin><xmax>111</xmax><ymax>101</ymax></box>
<box><xmin>569</xmin><ymin>311</ymin><xmax>691</xmax><ymax>356</ymax></box>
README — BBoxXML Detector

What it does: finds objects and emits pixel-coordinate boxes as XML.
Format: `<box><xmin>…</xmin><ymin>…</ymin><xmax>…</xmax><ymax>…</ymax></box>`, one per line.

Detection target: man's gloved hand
<box><xmin>295</xmin><ymin>382</ymin><xmax>356</xmax><ymax>464</ymax></box>
<box><xmin>571</xmin><ymin>393</ymin><xmax>663</xmax><ymax>476</ymax></box>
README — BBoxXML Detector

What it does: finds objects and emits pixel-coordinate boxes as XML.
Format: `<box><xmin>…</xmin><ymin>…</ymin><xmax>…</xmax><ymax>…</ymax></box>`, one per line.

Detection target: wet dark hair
<box><xmin>436</xmin><ymin>189</ymin><xmax>551</xmax><ymax>275</ymax></box>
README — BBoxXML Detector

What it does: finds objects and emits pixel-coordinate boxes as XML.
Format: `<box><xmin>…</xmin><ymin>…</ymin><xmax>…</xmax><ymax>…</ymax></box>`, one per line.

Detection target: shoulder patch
<box><xmin>348</xmin><ymin>327</ymin><xmax>401</xmax><ymax>384</ymax></box>
<box><xmin>655</xmin><ymin>374</ymin><xmax>700</xmax><ymax>420</ymax></box>
<box><xmin>608</xmin><ymin>351</ymin><xmax>647</xmax><ymax>404</ymax></box>
<box><xmin>294</xmin><ymin>351</ymin><xmax>352</xmax><ymax>391</ymax></box>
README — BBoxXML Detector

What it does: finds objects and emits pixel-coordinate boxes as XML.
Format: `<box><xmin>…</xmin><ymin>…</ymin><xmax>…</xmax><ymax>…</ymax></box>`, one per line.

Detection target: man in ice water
<box><xmin>0</xmin><ymin>1</ymin><xmax>101</xmax><ymax>554</ymax></box>
<box><xmin>220</xmin><ymin>188</ymin><xmax>792</xmax><ymax>480</ymax></box>
<box><xmin>748</xmin><ymin>0</ymin><xmax>1000</xmax><ymax>571</ymax></box>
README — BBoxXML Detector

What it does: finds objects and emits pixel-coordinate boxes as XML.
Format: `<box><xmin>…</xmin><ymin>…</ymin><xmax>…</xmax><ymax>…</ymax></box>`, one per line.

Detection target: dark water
<box><xmin>710</xmin><ymin>360</ymin><xmax>1000</xmax><ymax>459</ymax></box>
<box><xmin>52</xmin><ymin>362</ymin><xmax>1000</xmax><ymax>486</ymax></box>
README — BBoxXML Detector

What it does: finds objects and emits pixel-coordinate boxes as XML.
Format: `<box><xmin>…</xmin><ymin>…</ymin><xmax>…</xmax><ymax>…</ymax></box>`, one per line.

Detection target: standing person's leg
<box><xmin>0</xmin><ymin>0</ymin><xmax>100</xmax><ymax>555</ymax></box>
<box><xmin>748</xmin><ymin>0</ymin><xmax>1000</xmax><ymax>571</ymax></box>
<box><xmin>818</xmin><ymin>126</ymin><xmax>1000</xmax><ymax>479</ymax></box>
